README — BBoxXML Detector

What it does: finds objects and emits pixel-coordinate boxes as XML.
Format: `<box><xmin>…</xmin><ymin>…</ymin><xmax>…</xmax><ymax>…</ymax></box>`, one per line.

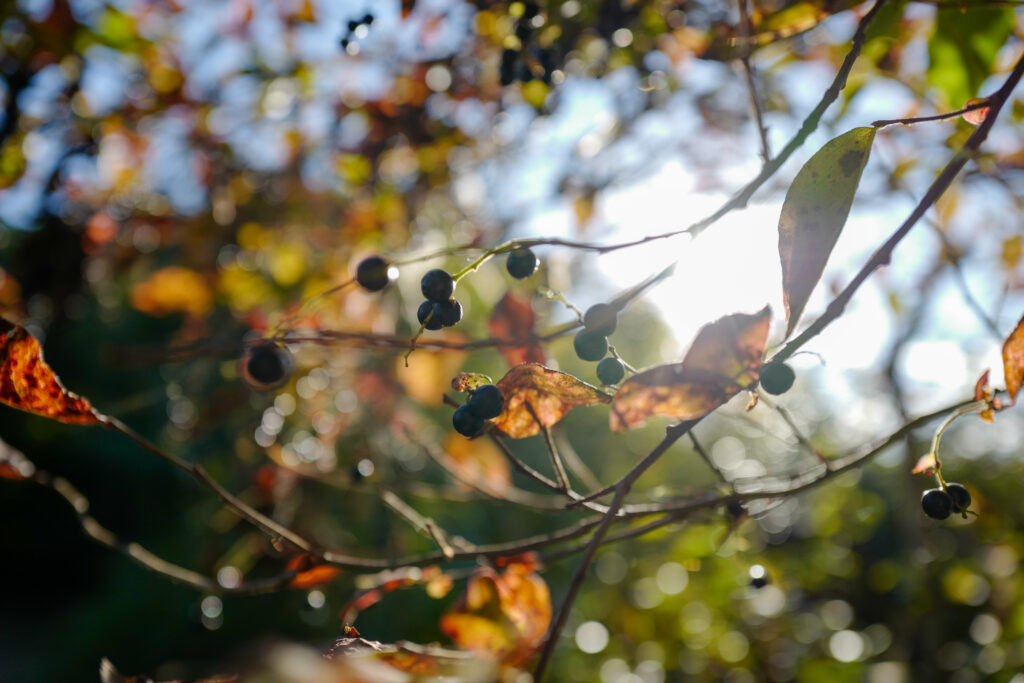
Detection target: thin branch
<box><xmin>736</xmin><ymin>0</ymin><xmax>771</xmax><ymax>164</ymax></box>
<box><xmin>774</xmin><ymin>49</ymin><xmax>1024</xmax><ymax>364</ymax></box>
<box><xmin>689</xmin><ymin>432</ymin><xmax>727</xmax><ymax>483</ymax></box>
<box><xmin>526</xmin><ymin>403</ymin><xmax>571</xmax><ymax>493</ymax></box>
<box><xmin>380</xmin><ymin>489</ymin><xmax>471</xmax><ymax>558</ymax></box>
<box><xmin>871</xmin><ymin>99</ymin><xmax>992</xmax><ymax>128</ymax></box>
<box><xmin>553</xmin><ymin>431</ymin><xmax>603</xmax><ymax>492</ymax></box>
<box><xmin>760</xmin><ymin>396</ymin><xmax>829</xmax><ymax>466</ymax></box>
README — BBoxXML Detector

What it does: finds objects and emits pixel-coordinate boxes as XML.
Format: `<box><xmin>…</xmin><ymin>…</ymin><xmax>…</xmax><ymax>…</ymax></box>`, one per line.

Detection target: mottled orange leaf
<box><xmin>131</xmin><ymin>266</ymin><xmax>213</xmax><ymax>318</ymax></box>
<box><xmin>0</xmin><ymin>317</ymin><xmax>103</xmax><ymax>425</ymax></box>
<box><xmin>974</xmin><ymin>369</ymin><xmax>995</xmax><ymax>422</ymax></box>
<box><xmin>962</xmin><ymin>97</ymin><xmax>992</xmax><ymax>126</ymax></box>
<box><xmin>452</xmin><ymin>372</ymin><xmax>494</xmax><ymax>392</ymax></box>
<box><xmin>441</xmin><ymin>562</ymin><xmax>551</xmax><ymax>665</ymax></box>
<box><xmin>912</xmin><ymin>452</ymin><xmax>938</xmax><ymax>475</ymax></box>
<box><xmin>285</xmin><ymin>553</ymin><xmax>342</xmax><ymax>588</ymax></box>
<box><xmin>488</xmin><ymin>293</ymin><xmax>546</xmax><ymax>367</ymax></box>
<box><xmin>611</xmin><ymin>307</ymin><xmax>771</xmax><ymax>432</ymax></box>
<box><xmin>490</xmin><ymin>363</ymin><xmax>611</xmax><ymax>439</ymax></box>
<box><xmin>1002</xmin><ymin>314</ymin><xmax>1024</xmax><ymax>404</ymax></box>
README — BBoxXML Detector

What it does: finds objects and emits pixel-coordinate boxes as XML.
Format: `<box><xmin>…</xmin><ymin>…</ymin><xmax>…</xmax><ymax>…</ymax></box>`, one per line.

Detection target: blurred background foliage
<box><xmin>1</xmin><ymin>0</ymin><xmax>1024</xmax><ymax>681</ymax></box>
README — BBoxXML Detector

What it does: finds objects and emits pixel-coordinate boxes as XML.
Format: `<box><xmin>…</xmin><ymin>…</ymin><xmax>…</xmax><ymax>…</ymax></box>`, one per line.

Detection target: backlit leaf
<box><xmin>610</xmin><ymin>307</ymin><xmax>771</xmax><ymax>432</ymax></box>
<box><xmin>962</xmin><ymin>97</ymin><xmax>992</xmax><ymax>126</ymax></box>
<box><xmin>1002</xmin><ymin>314</ymin><xmax>1024</xmax><ymax>403</ymax></box>
<box><xmin>779</xmin><ymin>127</ymin><xmax>876</xmax><ymax>335</ymax></box>
<box><xmin>0</xmin><ymin>317</ymin><xmax>104</xmax><ymax>425</ymax></box>
<box><xmin>490</xmin><ymin>363</ymin><xmax>611</xmax><ymax>439</ymax></box>
<box><xmin>488</xmin><ymin>293</ymin><xmax>546</xmax><ymax>367</ymax></box>
<box><xmin>911</xmin><ymin>451</ymin><xmax>938</xmax><ymax>475</ymax></box>
<box><xmin>285</xmin><ymin>553</ymin><xmax>342</xmax><ymax>588</ymax></box>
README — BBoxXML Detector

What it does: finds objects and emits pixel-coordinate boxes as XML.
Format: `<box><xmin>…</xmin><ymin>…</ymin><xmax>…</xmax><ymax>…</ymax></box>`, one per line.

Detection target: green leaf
<box><xmin>779</xmin><ymin>127</ymin><xmax>876</xmax><ymax>336</ymax></box>
<box><xmin>927</xmin><ymin>6</ymin><xmax>1014</xmax><ymax>108</ymax></box>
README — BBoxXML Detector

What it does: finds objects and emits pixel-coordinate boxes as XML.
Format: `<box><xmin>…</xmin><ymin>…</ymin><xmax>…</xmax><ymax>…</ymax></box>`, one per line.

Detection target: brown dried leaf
<box><xmin>611</xmin><ymin>307</ymin><xmax>771</xmax><ymax>432</ymax></box>
<box><xmin>0</xmin><ymin>317</ymin><xmax>104</xmax><ymax>425</ymax></box>
<box><xmin>452</xmin><ymin>372</ymin><xmax>494</xmax><ymax>392</ymax></box>
<box><xmin>491</xmin><ymin>363</ymin><xmax>611</xmax><ymax>439</ymax></box>
<box><xmin>1002</xmin><ymin>314</ymin><xmax>1024</xmax><ymax>403</ymax></box>
<box><xmin>488</xmin><ymin>293</ymin><xmax>546</xmax><ymax>367</ymax></box>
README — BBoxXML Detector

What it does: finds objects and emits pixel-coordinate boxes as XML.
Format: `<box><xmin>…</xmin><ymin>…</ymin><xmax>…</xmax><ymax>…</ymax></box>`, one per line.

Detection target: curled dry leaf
<box><xmin>779</xmin><ymin>127</ymin><xmax>876</xmax><ymax>336</ymax></box>
<box><xmin>452</xmin><ymin>372</ymin><xmax>494</xmax><ymax>393</ymax></box>
<box><xmin>0</xmin><ymin>317</ymin><xmax>104</xmax><ymax>425</ymax></box>
<box><xmin>490</xmin><ymin>363</ymin><xmax>611</xmax><ymax>439</ymax></box>
<box><xmin>610</xmin><ymin>307</ymin><xmax>771</xmax><ymax>432</ymax></box>
<box><xmin>488</xmin><ymin>293</ymin><xmax>546</xmax><ymax>367</ymax></box>
<box><xmin>440</xmin><ymin>561</ymin><xmax>551</xmax><ymax>666</ymax></box>
<box><xmin>973</xmin><ymin>369</ymin><xmax>998</xmax><ymax>423</ymax></box>
<box><xmin>285</xmin><ymin>552</ymin><xmax>342</xmax><ymax>589</ymax></box>
<box><xmin>1002</xmin><ymin>314</ymin><xmax>1024</xmax><ymax>404</ymax></box>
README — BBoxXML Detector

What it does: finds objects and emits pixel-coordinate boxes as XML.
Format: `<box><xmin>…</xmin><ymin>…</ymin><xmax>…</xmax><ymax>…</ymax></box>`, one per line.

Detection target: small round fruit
<box><xmin>469</xmin><ymin>384</ymin><xmax>504</xmax><ymax>419</ymax></box>
<box><xmin>421</xmin><ymin>268</ymin><xmax>455</xmax><ymax>303</ymax></box>
<box><xmin>947</xmin><ymin>483</ymin><xmax>971</xmax><ymax>511</ymax></box>
<box><xmin>453</xmin><ymin>404</ymin><xmax>485</xmax><ymax>437</ymax></box>
<box><xmin>584</xmin><ymin>303</ymin><xmax>617</xmax><ymax>336</ymax></box>
<box><xmin>749</xmin><ymin>564</ymin><xmax>769</xmax><ymax>589</ymax></box>
<box><xmin>417</xmin><ymin>300</ymin><xmax>443</xmax><ymax>331</ymax></box>
<box><xmin>921</xmin><ymin>488</ymin><xmax>953</xmax><ymax>520</ymax></box>
<box><xmin>573</xmin><ymin>330</ymin><xmax>608</xmax><ymax>362</ymax></box>
<box><xmin>596</xmin><ymin>357</ymin><xmax>625</xmax><ymax>385</ymax></box>
<box><xmin>436</xmin><ymin>297</ymin><xmax>463</xmax><ymax>327</ymax></box>
<box><xmin>356</xmin><ymin>256</ymin><xmax>398</xmax><ymax>292</ymax></box>
<box><xmin>241</xmin><ymin>342</ymin><xmax>293</xmax><ymax>390</ymax></box>
<box><xmin>506</xmin><ymin>247</ymin><xmax>539</xmax><ymax>279</ymax></box>
<box><xmin>759</xmin><ymin>362</ymin><xmax>795</xmax><ymax>395</ymax></box>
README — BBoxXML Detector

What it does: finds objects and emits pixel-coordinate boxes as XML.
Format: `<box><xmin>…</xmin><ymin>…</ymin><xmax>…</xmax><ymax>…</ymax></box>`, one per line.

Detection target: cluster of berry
<box><xmin>573</xmin><ymin>304</ymin><xmax>626</xmax><ymax>385</ymax></box>
<box><xmin>921</xmin><ymin>483</ymin><xmax>972</xmax><ymax>520</ymax></box>
<box><xmin>453</xmin><ymin>384</ymin><xmax>504</xmax><ymax>437</ymax></box>
<box><xmin>340</xmin><ymin>13</ymin><xmax>374</xmax><ymax>50</ymax></box>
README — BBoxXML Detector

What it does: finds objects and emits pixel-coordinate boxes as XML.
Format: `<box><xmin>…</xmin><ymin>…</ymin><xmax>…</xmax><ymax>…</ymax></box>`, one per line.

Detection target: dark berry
<box><xmin>596</xmin><ymin>357</ymin><xmax>625</xmax><ymax>385</ymax></box>
<box><xmin>241</xmin><ymin>342</ymin><xmax>293</xmax><ymax>390</ymax></box>
<box><xmin>362</xmin><ymin>13</ymin><xmax>374</xmax><ymax>24</ymax></box>
<box><xmin>469</xmin><ymin>384</ymin><xmax>504</xmax><ymax>419</ymax></box>
<box><xmin>340</xmin><ymin>38</ymin><xmax>349</xmax><ymax>49</ymax></box>
<box><xmin>356</xmin><ymin>256</ymin><xmax>398</xmax><ymax>292</ymax></box>
<box><xmin>760</xmin><ymin>362</ymin><xmax>795</xmax><ymax>395</ymax></box>
<box><xmin>574</xmin><ymin>330</ymin><xmax>608</xmax><ymax>362</ymax></box>
<box><xmin>348</xmin><ymin>20</ymin><xmax>360</xmax><ymax>31</ymax></box>
<box><xmin>506</xmin><ymin>247</ymin><xmax>539</xmax><ymax>279</ymax></box>
<box><xmin>417</xmin><ymin>300</ymin><xmax>443</xmax><ymax>330</ymax></box>
<box><xmin>421</xmin><ymin>269</ymin><xmax>455</xmax><ymax>303</ymax></box>
<box><xmin>921</xmin><ymin>488</ymin><xmax>953</xmax><ymax>520</ymax></box>
<box><xmin>522</xmin><ymin>2</ymin><xmax>539</xmax><ymax>20</ymax></box>
<box><xmin>436</xmin><ymin>297</ymin><xmax>463</xmax><ymax>327</ymax></box>
<box><xmin>453</xmin><ymin>404</ymin><xmax>485</xmax><ymax>437</ymax></box>
<box><xmin>515</xmin><ymin>22</ymin><xmax>531</xmax><ymax>43</ymax></box>
<box><xmin>584</xmin><ymin>303</ymin><xmax>617</xmax><ymax>336</ymax></box>
<box><xmin>749</xmin><ymin>565</ymin><xmax>769</xmax><ymax>589</ymax></box>
<box><xmin>947</xmin><ymin>483</ymin><xmax>971</xmax><ymax>511</ymax></box>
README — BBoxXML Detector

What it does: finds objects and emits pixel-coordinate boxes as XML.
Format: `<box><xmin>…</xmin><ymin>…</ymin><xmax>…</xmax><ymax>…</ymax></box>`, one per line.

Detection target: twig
<box><xmin>736</xmin><ymin>0</ymin><xmax>771</xmax><ymax>164</ymax></box>
<box><xmin>526</xmin><ymin>403</ymin><xmax>571</xmax><ymax>494</ymax></box>
<box><xmin>774</xmin><ymin>49</ymin><xmax>1024</xmax><ymax>364</ymax></box>
<box><xmin>871</xmin><ymin>99</ymin><xmax>992</xmax><ymax>128</ymax></box>
<box><xmin>553</xmin><ymin>432</ymin><xmax>602</xmax><ymax>492</ymax></box>
<box><xmin>760</xmin><ymin>396</ymin><xmax>829</xmax><ymax>466</ymax></box>
<box><xmin>380</xmin><ymin>489</ymin><xmax>471</xmax><ymax>558</ymax></box>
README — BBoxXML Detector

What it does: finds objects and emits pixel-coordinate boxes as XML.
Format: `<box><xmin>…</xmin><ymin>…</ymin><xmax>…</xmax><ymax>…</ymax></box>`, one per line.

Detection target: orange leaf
<box><xmin>440</xmin><ymin>613</ymin><xmax>514</xmax><ymax>655</ymax></box>
<box><xmin>444</xmin><ymin>432</ymin><xmax>511</xmax><ymax>495</ymax></box>
<box><xmin>285</xmin><ymin>553</ymin><xmax>342</xmax><ymax>588</ymax></box>
<box><xmin>911</xmin><ymin>452</ymin><xmax>938</xmax><ymax>475</ymax></box>
<box><xmin>974</xmin><ymin>369</ymin><xmax>991</xmax><ymax>401</ymax></box>
<box><xmin>131</xmin><ymin>266</ymin><xmax>213</xmax><ymax>318</ymax></box>
<box><xmin>488</xmin><ymin>293</ymin><xmax>546</xmax><ymax>367</ymax></box>
<box><xmin>611</xmin><ymin>307</ymin><xmax>771</xmax><ymax>431</ymax></box>
<box><xmin>1002</xmin><ymin>314</ymin><xmax>1024</xmax><ymax>403</ymax></box>
<box><xmin>0</xmin><ymin>317</ymin><xmax>103</xmax><ymax>425</ymax></box>
<box><xmin>490</xmin><ymin>363</ymin><xmax>611</xmax><ymax>439</ymax></box>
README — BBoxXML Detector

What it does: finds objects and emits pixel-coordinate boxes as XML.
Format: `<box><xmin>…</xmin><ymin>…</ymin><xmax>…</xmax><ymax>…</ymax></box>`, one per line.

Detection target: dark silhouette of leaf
<box><xmin>779</xmin><ymin>127</ymin><xmax>876</xmax><ymax>335</ymax></box>
<box><xmin>611</xmin><ymin>307</ymin><xmax>771</xmax><ymax>432</ymax></box>
<box><xmin>0</xmin><ymin>317</ymin><xmax>104</xmax><ymax>425</ymax></box>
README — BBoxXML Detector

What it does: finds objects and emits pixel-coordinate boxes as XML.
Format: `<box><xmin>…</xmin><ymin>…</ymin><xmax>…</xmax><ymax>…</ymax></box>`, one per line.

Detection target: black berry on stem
<box><xmin>469</xmin><ymin>384</ymin><xmax>504</xmax><ymax>419</ymax></box>
<box><xmin>506</xmin><ymin>247</ymin><xmax>539</xmax><ymax>279</ymax></box>
<box><xmin>241</xmin><ymin>342</ymin><xmax>293</xmax><ymax>390</ymax></box>
<box><xmin>421</xmin><ymin>269</ymin><xmax>455</xmax><ymax>303</ymax></box>
<box><xmin>453</xmin><ymin>404</ymin><xmax>485</xmax><ymax>437</ymax></box>
<box><xmin>584</xmin><ymin>303</ymin><xmax>617</xmax><ymax>336</ymax></box>
<box><xmin>574</xmin><ymin>330</ymin><xmax>608</xmax><ymax>362</ymax></box>
<box><xmin>596</xmin><ymin>357</ymin><xmax>625</xmax><ymax>385</ymax></box>
<box><xmin>436</xmin><ymin>298</ymin><xmax>463</xmax><ymax>327</ymax></box>
<box><xmin>760</xmin><ymin>362</ymin><xmax>795</xmax><ymax>395</ymax></box>
<box><xmin>921</xmin><ymin>488</ymin><xmax>953</xmax><ymax>520</ymax></box>
<box><xmin>356</xmin><ymin>256</ymin><xmax>398</xmax><ymax>292</ymax></box>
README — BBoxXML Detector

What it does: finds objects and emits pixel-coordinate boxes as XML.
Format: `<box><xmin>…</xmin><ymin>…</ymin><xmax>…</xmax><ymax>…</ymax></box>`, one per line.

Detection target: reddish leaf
<box><xmin>911</xmin><ymin>452</ymin><xmax>938</xmax><ymax>475</ymax></box>
<box><xmin>1002</xmin><ymin>314</ymin><xmax>1024</xmax><ymax>403</ymax></box>
<box><xmin>490</xmin><ymin>363</ymin><xmax>611</xmax><ymax>439</ymax></box>
<box><xmin>451</xmin><ymin>372</ymin><xmax>494</xmax><ymax>392</ymax></box>
<box><xmin>610</xmin><ymin>307</ymin><xmax>771</xmax><ymax>432</ymax></box>
<box><xmin>963</xmin><ymin>97</ymin><xmax>992</xmax><ymax>126</ymax></box>
<box><xmin>974</xmin><ymin>369</ymin><xmax>996</xmax><ymax>422</ymax></box>
<box><xmin>488</xmin><ymin>293</ymin><xmax>546</xmax><ymax>367</ymax></box>
<box><xmin>0</xmin><ymin>317</ymin><xmax>103</xmax><ymax>425</ymax></box>
<box><xmin>285</xmin><ymin>553</ymin><xmax>342</xmax><ymax>588</ymax></box>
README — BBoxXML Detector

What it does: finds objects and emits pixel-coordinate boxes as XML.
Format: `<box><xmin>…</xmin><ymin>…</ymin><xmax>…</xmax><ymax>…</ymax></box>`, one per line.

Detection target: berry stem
<box><xmin>928</xmin><ymin>400</ymin><xmax>988</xmax><ymax>473</ymax></box>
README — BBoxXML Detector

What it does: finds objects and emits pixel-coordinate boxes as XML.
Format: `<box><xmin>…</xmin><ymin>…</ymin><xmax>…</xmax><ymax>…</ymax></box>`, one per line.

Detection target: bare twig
<box><xmin>736</xmin><ymin>0</ymin><xmax>771</xmax><ymax>164</ymax></box>
<box><xmin>871</xmin><ymin>99</ymin><xmax>992</xmax><ymax>128</ymax></box>
<box><xmin>759</xmin><ymin>396</ymin><xmax>829</xmax><ymax>466</ymax></box>
<box><xmin>689</xmin><ymin>433</ymin><xmax>727</xmax><ymax>483</ymax></box>
<box><xmin>380</xmin><ymin>489</ymin><xmax>471</xmax><ymax>558</ymax></box>
<box><xmin>526</xmin><ymin>403</ymin><xmax>571</xmax><ymax>494</ymax></box>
